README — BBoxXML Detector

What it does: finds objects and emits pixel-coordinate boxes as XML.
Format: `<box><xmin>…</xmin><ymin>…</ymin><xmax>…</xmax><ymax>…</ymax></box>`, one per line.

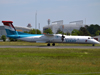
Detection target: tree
<box><xmin>79</xmin><ymin>27</ymin><xmax>90</xmax><ymax>36</ymax></box>
<box><xmin>84</xmin><ymin>25</ymin><xmax>89</xmax><ymax>29</ymax></box>
<box><xmin>95</xmin><ymin>30</ymin><xmax>100</xmax><ymax>36</ymax></box>
<box><xmin>56</xmin><ymin>29</ymin><xmax>64</xmax><ymax>34</ymax></box>
<box><xmin>86</xmin><ymin>24</ymin><xmax>100</xmax><ymax>36</ymax></box>
<box><xmin>29</xmin><ymin>29</ymin><xmax>35</xmax><ymax>34</ymax></box>
<box><xmin>29</xmin><ymin>29</ymin><xmax>41</xmax><ymax>34</ymax></box>
<box><xmin>71</xmin><ymin>29</ymin><xmax>80</xmax><ymax>35</ymax></box>
<box><xmin>24</xmin><ymin>31</ymin><xmax>29</xmax><ymax>33</ymax></box>
<box><xmin>1</xmin><ymin>35</ymin><xmax>6</xmax><ymax>42</ymax></box>
<box><xmin>36</xmin><ymin>29</ymin><xmax>41</xmax><ymax>34</ymax></box>
<box><xmin>43</xmin><ymin>28</ymin><xmax>53</xmax><ymax>34</ymax></box>
<box><xmin>9</xmin><ymin>38</ymin><xmax>17</xmax><ymax>41</ymax></box>
<box><xmin>66</xmin><ymin>32</ymin><xmax>70</xmax><ymax>35</ymax></box>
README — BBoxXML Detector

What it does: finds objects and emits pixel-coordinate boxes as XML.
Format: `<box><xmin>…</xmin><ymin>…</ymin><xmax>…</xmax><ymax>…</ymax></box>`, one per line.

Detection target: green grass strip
<box><xmin>0</xmin><ymin>48</ymin><xmax>100</xmax><ymax>75</ymax></box>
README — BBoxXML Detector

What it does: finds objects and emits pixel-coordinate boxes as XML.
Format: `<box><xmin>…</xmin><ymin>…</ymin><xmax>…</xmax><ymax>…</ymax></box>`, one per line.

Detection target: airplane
<box><xmin>2</xmin><ymin>21</ymin><xmax>100</xmax><ymax>46</ymax></box>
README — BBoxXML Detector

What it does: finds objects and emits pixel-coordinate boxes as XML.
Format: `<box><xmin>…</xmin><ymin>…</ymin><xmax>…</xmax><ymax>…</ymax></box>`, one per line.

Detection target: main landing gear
<box><xmin>47</xmin><ymin>43</ymin><xmax>55</xmax><ymax>46</ymax></box>
<box><xmin>47</xmin><ymin>43</ymin><xmax>50</xmax><ymax>46</ymax></box>
<box><xmin>52</xmin><ymin>43</ymin><xmax>55</xmax><ymax>46</ymax></box>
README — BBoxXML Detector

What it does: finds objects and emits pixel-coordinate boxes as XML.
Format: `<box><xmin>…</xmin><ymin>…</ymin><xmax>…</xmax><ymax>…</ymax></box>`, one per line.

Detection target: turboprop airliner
<box><xmin>2</xmin><ymin>21</ymin><xmax>100</xmax><ymax>46</ymax></box>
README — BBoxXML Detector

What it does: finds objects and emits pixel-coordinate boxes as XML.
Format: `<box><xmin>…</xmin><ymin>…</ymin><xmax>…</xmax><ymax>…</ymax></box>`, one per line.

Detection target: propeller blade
<box><xmin>61</xmin><ymin>34</ymin><xmax>65</xmax><ymax>42</ymax></box>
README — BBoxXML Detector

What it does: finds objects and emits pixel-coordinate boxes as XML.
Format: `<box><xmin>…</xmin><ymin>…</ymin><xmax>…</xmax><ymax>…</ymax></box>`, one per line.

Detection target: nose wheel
<box><xmin>92</xmin><ymin>44</ymin><xmax>95</xmax><ymax>46</ymax></box>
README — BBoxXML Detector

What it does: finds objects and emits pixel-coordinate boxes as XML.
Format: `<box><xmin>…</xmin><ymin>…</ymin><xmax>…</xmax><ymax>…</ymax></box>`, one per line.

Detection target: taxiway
<box><xmin>0</xmin><ymin>46</ymin><xmax>100</xmax><ymax>49</ymax></box>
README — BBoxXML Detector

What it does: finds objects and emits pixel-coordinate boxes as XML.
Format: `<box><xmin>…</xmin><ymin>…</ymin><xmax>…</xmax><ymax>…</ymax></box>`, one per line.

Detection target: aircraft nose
<box><xmin>96</xmin><ymin>41</ymin><xmax>100</xmax><ymax>44</ymax></box>
<box><xmin>93</xmin><ymin>39</ymin><xmax>100</xmax><ymax>44</ymax></box>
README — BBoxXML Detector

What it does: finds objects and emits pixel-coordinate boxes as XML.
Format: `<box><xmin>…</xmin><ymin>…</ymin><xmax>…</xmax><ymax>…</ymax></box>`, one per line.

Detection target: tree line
<box><xmin>71</xmin><ymin>24</ymin><xmax>100</xmax><ymax>36</ymax></box>
<box><xmin>56</xmin><ymin>24</ymin><xmax>100</xmax><ymax>36</ymax></box>
<box><xmin>24</xmin><ymin>24</ymin><xmax>100</xmax><ymax>36</ymax></box>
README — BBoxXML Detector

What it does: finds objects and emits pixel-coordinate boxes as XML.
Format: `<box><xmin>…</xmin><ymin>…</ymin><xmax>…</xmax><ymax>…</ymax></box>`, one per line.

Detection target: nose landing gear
<box><xmin>92</xmin><ymin>44</ymin><xmax>95</xmax><ymax>46</ymax></box>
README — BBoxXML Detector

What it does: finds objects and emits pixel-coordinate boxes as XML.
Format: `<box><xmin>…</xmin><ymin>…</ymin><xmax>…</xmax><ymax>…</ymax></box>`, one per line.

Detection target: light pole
<box><xmin>35</xmin><ymin>11</ymin><xmax>37</xmax><ymax>34</ymax></box>
<box><xmin>38</xmin><ymin>23</ymin><xmax>40</xmax><ymax>30</ymax></box>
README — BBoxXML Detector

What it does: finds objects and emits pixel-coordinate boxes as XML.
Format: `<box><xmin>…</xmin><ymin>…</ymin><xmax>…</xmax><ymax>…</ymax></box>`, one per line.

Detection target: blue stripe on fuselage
<box><xmin>7</xmin><ymin>34</ymin><xmax>43</xmax><ymax>39</ymax></box>
<box><xmin>5</xmin><ymin>29</ymin><xmax>43</xmax><ymax>39</ymax></box>
<box><xmin>5</xmin><ymin>29</ymin><xmax>17</xmax><ymax>35</ymax></box>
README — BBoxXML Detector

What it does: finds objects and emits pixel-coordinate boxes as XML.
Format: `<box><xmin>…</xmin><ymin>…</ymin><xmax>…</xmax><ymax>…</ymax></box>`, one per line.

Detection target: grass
<box><xmin>0</xmin><ymin>41</ymin><xmax>100</xmax><ymax>46</ymax></box>
<box><xmin>0</xmin><ymin>48</ymin><xmax>100</xmax><ymax>75</ymax></box>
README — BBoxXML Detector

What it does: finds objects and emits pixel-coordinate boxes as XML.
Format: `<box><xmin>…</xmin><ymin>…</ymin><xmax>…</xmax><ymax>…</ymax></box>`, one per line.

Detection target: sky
<box><xmin>0</xmin><ymin>0</ymin><xmax>100</xmax><ymax>30</ymax></box>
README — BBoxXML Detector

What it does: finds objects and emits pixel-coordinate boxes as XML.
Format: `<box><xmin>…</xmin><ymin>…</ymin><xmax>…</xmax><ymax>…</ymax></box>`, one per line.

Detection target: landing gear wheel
<box><xmin>92</xmin><ymin>44</ymin><xmax>95</xmax><ymax>46</ymax></box>
<box><xmin>47</xmin><ymin>43</ymin><xmax>50</xmax><ymax>46</ymax></box>
<box><xmin>52</xmin><ymin>43</ymin><xmax>55</xmax><ymax>46</ymax></box>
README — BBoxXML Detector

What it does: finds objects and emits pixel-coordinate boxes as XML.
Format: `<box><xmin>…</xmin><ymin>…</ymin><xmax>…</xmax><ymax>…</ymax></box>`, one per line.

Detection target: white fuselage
<box><xmin>17</xmin><ymin>34</ymin><xmax>99</xmax><ymax>44</ymax></box>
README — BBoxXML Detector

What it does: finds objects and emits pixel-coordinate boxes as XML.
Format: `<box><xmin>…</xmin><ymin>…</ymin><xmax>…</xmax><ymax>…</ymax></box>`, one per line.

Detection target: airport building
<box><xmin>93</xmin><ymin>35</ymin><xmax>100</xmax><ymax>42</ymax></box>
<box><xmin>0</xmin><ymin>26</ymin><xmax>32</xmax><ymax>38</ymax></box>
<box><xmin>43</xmin><ymin>20</ymin><xmax>83</xmax><ymax>34</ymax></box>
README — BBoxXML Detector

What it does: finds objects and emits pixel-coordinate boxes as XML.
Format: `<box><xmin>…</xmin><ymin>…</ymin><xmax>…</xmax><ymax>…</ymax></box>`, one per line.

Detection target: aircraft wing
<box><xmin>36</xmin><ymin>34</ymin><xmax>54</xmax><ymax>43</ymax></box>
<box><xmin>36</xmin><ymin>41</ymin><xmax>47</xmax><ymax>43</ymax></box>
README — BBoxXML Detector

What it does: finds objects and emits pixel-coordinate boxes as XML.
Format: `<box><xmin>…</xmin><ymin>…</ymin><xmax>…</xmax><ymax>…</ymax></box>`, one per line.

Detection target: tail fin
<box><xmin>2</xmin><ymin>21</ymin><xmax>18</xmax><ymax>35</ymax></box>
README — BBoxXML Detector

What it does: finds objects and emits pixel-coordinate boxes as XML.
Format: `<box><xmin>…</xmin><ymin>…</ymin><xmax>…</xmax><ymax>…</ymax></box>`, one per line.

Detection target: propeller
<box><xmin>61</xmin><ymin>34</ymin><xmax>65</xmax><ymax>42</ymax></box>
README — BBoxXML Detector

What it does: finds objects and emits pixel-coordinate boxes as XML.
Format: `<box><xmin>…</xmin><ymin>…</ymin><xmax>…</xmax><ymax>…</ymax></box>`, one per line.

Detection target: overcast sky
<box><xmin>0</xmin><ymin>0</ymin><xmax>100</xmax><ymax>30</ymax></box>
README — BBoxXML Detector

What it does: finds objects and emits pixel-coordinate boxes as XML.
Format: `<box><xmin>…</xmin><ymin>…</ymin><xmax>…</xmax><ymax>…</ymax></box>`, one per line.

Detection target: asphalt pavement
<box><xmin>0</xmin><ymin>45</ymin><xmax>100</xmax><ymax>49</ymax></box>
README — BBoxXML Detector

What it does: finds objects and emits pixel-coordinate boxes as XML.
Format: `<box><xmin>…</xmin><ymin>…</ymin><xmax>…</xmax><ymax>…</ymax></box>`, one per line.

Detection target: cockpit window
<box><xmin>91</xmin><ymin>37</ymin><xmax>93</xmax><ymax>39</ymax></box>
<box><xmin>88</xmin><ymin>37</ymin><xmax>92</xmax><ymax>39</ymax></box>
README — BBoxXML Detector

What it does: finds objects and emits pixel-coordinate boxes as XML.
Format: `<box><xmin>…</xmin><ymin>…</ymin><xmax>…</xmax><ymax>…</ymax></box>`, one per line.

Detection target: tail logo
<box><xmin>2</xmin><ymin>21</ymin><xmax>17</xmax><ymax>35</ymax></box>
<box><xmin>2</xmin><ymin>21</ymin><xmax>15</xmax><ymax>31</ymax></box>
<box><xmin>9</xmin><ymin>23</ymin><xmax>15</xmax><ymax>31</ymax></box>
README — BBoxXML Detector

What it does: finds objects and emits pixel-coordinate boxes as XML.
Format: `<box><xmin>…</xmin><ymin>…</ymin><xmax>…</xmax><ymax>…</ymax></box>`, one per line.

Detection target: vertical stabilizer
<box><xmin>2</xmin><ymin>21</ymin><xmax>18</xmax><ymax>35</ymax></box>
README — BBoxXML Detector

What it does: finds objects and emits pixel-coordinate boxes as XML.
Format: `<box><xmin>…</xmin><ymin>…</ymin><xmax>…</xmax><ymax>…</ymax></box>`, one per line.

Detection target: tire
<box><xmin>47</xmin><ymin>43</ymin><xmax>50</xmax><ymax>46</ymax></box>
<box><xmin>52</xmin><ymin>43</ymin><xmax>55</xmax><ymax>46</ymax></box>
<box><xmin>92</xmin><ymin>44</ymin><xmax>95</xmax><ymax>46</ymax></box>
